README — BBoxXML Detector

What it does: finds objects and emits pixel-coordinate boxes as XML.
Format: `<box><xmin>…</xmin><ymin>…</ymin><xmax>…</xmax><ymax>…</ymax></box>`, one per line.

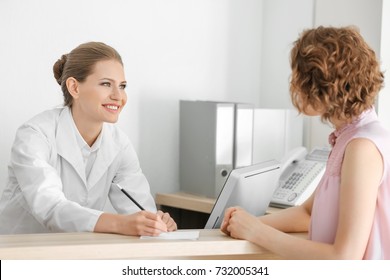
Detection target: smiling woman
<box><xmin>0</xmin><ymin>42</ymin><xmax>177</xmax><ymax>236</ymax></box>
<box><xmin>66</xmin><ymin>59</ymin><xmax>127</xmax><ymax>146</ymax></box>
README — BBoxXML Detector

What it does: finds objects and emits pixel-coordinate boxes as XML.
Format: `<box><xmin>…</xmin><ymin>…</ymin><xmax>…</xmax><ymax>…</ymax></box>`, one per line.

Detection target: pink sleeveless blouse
<box><xmin>309</xmin><ymin>108</ymin><xmax>390</xmax><ymax>259</ymax></box>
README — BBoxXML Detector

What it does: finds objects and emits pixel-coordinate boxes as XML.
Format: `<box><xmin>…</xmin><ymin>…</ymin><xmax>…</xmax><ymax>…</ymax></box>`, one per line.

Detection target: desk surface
<box><xmin>0</xmin><ymin>229</ymin><xmax>306</xmax><ymax>260</ymax></box>
<box><xmin>155</xmin><ymin>192</ymin><xmax>283</xmax><ymax>214</ymax></box>
<box><xmin>156</xmin><ymin>192</ymin><xmax>216</xmax><ymax>213</ymax></box>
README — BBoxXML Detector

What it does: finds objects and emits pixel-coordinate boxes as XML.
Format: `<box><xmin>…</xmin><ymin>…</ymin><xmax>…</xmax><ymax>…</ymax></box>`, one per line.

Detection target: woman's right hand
<box><xmin>121</xmin><ymin>211</ymin><xmax>168</xmax><ymax>236</ymax></box>
<box><xmin>94</xmin><ymin>211</ymin><xmax>168</xmax><ymax>236</ymax></box>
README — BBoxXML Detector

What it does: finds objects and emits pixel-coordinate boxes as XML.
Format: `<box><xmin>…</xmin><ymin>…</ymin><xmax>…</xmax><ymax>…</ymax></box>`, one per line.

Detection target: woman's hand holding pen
<box><xmin>119</xmin><ymin>210</ymin><xmax>176</xmax><ymax>236</ymax></box>
<box><xmin>94</xmin><ymin>211</ymin><xmax>169</xmax><ymax>236</ymax></box>
<box><xmin>113</xmin><ymin>184</ymin><xmax>177</xmax><ymax>235</ymax></box>
<box><xmin>121</xmin><ymin>211</ymin><xmax>169</xmax><ymax>236</ymax></box>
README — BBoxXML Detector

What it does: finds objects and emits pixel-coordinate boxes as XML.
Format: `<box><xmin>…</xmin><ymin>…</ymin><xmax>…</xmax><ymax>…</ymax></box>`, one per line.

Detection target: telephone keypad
<box><xmin>271</xmin><ymin>147</ymin><xmax>330</xmax><ymax>208</ymax></box>
<box><xmin>273</xmin><ymin>161</ymin><xmax>325</xmax><ymax>201</ymax></box>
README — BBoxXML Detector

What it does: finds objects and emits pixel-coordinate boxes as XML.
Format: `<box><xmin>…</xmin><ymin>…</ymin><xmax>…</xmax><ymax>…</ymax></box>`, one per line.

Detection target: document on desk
<box><xmin>140</xmin><ymin>230</ymin><xmax>199</xmax><ymax>240</ymax></box>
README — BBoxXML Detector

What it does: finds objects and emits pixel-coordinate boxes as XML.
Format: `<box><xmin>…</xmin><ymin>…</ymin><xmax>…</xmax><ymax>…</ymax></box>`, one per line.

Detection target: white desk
<box><xmin>0</xmin><ymin>229</ymin><xmax>306</xmax><ymax>260</ymax></box>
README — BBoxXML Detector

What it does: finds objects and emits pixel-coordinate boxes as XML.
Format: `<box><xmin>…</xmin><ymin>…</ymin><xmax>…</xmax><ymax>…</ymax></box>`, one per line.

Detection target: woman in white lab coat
<box><xmin>0</xmin><ymin>42</ymin><xmax>176</xmax><ymax>235</ymax></box>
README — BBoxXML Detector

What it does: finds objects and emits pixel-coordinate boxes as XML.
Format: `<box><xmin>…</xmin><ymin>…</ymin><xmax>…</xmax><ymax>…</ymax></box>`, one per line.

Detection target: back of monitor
<box><xmin>204</xmin><ymin>160</ymin><xmax>280</xmax><ymax>229</ymax></box>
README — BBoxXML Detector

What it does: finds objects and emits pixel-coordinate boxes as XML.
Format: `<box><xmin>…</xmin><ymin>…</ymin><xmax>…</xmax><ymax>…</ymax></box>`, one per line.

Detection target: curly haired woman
<box><xmin>221</xmin><ymin>26</ymin><xmax>389</xmax><ymax>259</ymax></box>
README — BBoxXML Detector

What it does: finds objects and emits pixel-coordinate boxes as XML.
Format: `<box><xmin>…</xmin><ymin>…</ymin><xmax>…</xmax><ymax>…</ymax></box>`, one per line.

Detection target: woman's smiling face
<box><xmin>72</xmin><ymin>59</ymin><xmax>127</xmax><ymax>125</ymax></box>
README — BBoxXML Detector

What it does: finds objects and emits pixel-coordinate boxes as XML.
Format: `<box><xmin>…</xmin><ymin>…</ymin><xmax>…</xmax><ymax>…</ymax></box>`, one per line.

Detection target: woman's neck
<box><xmin>70</xmin><ymin>107</ymin><xmax>102</xmax><ymax>147</ymax></box>
<box><xmin>330</xmin><ymin>117</ymin><xmax>353</xmax><ymax>131</ymax></box>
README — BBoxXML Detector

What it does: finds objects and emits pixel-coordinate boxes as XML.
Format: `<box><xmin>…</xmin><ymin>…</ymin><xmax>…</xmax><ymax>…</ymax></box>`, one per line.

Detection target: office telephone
<box><xmin>270</xmin><ymin>146</ymin><xmax>331</xmax><ymax>208</ymax></box>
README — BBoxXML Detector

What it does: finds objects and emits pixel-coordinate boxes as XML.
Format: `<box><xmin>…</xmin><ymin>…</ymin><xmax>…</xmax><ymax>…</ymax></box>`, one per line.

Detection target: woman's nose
<box><xmin>111</xmin><ymin>87</ymin><xmax>123</xmax><ymax>100</ymax></box>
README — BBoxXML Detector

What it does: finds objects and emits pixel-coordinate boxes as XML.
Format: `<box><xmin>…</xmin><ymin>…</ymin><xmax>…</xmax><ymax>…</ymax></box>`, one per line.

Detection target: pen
<box><xmin>115</xmin><ymin>184</ymin><xmax>145</xmax><ymax>211</ymax></box>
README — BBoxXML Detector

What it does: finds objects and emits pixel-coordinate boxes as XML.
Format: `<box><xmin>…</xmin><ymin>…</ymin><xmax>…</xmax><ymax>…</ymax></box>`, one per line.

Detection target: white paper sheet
<box><xmin>140</xmin><ymin>230</ymin><xmax>199</xmax><ymax>240</ymax></box>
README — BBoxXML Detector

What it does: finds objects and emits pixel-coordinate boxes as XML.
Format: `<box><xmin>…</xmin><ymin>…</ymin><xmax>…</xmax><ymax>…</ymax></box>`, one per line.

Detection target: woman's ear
<box><xmin>66</xmin><ymin>77</ymin><xmax>80</xmax><ymax>100</ymax></box>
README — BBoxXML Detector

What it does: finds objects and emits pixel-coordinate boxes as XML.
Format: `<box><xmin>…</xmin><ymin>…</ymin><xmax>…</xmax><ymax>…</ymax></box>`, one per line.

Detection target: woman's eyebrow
<box><xmin>99</xmin><ymin>77</ymin><xmax>127</xmax><ymax>84</ymax></box>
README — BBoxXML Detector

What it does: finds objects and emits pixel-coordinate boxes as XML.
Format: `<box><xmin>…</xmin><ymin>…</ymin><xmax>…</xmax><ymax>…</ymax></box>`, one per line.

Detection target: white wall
<box><xmin>378</xmin><ymin>0</ymin><xmax>390</xmax><ymax>130</ymax></box>
<box><xmin>136</xmin><ymin>0</ymin><xmax>264</xmax><ymax>196</ymax></box>
<box><xmin>0</xmin><ymin>0</ymin><xmax>263</xmax><ymax>197</ymax></box>
<box><xmin>259</xmin><ymin>0</ymin><xmax>314</xmax><ymax>109</ymax></box>
<box><xmin>258</xmin><ymin>0</ymin><xmax>314</xmax><ymax>152</ymax></box>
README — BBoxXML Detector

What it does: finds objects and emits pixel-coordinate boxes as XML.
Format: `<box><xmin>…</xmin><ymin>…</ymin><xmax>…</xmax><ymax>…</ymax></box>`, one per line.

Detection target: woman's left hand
<box><xmin>157</xmin><ymin>210</ymin><xmax>177</xmax><ymax>231</ymax></box>
<box><xmin>222</xmin><ymin>207</ymin><xmax>261</xmax><ymax>242</ymax></box>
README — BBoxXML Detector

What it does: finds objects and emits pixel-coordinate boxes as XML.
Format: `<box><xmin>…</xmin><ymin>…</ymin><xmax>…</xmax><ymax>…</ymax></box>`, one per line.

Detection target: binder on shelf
<box><xmin>179</xmin><ymin>100</ymin><xmax>254</xmax><ymax>198</ymax></box>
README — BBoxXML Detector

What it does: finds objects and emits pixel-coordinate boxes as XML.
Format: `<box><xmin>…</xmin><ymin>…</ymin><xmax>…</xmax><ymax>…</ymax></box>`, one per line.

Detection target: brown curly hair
<box><xmin>290</xmin><ymin>26</ymin><xmax>384</xmax><ymax>123</ymax></box>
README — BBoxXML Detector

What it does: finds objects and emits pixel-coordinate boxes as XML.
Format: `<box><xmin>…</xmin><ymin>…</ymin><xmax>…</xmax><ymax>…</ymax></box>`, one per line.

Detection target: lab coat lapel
<box><xmin>87</xmin><ymin>124</ymin><xmax>120</xmax><ymax>189</ymax></box>
<box><xmin>56</xmin><ymin>107</ymin><xmax>87</xmax><ymax>186</ymax></box>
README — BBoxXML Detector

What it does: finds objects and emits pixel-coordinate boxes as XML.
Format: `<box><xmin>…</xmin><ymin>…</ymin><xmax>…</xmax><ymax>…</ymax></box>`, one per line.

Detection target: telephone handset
<box><xmin>270</xmin><ymin>146</ymin><xmax>330</xmax><ymax>208</ymax></box>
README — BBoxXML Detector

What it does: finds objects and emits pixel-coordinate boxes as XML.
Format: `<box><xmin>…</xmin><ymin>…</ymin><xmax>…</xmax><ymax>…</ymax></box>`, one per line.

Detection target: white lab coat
<box><xmin>0</xmin><ymin>107</ymin><xmax>156</xmax><ymax>234</ymax></box>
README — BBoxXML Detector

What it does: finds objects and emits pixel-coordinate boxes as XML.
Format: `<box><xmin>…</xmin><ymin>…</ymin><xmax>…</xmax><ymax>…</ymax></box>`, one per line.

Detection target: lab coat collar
<box><xmin>56</xmin><ymin>107</ymin><xmax>121</xmax><ymax>189</ymax></box>
<box><xmin>87</xmin><ymin>125</ymin><xmax>121</xmax><ymax>188</ymax></box>
<box><xmin>56</xmin><ymin>107</ymin><xmax>87</xmax><ymax>186</ymax></box>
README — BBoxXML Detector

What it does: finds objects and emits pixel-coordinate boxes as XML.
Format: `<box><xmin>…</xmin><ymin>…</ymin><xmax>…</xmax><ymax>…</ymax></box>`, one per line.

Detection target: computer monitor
<box><xmin>204</xmin><ymin>160</ymin><xmax>281</xmax><ymax>229</ymax></box>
